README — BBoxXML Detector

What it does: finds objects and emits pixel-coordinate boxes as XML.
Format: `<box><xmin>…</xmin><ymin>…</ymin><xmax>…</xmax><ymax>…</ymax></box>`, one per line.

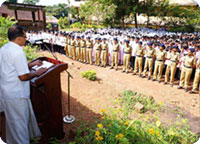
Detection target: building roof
<box><xmin>46</xmin><ymin>15</ymin><xmax>58</xmax><ymax>23</ymax></box>
<box><xmin>4</xmin><ymin>2</ymin><xmax>45</xmax><ymax>11</ymax></box>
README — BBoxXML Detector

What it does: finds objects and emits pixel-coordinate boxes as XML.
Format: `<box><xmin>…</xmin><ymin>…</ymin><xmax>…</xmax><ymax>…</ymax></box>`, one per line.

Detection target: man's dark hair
<box><xmin>8</xmin><ymin>25</ymin><xmax>25</xmax><ymax>41</ymax></box>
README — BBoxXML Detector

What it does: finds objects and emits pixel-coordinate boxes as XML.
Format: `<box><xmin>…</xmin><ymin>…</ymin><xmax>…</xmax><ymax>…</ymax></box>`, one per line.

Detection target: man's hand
<box><xmin>18</xmin><ymin>68</ymin><xmax>47</xmax><ymax>81</ymax></box>
<box><xmin>28</xmin><ymin>60</ymin><xmax>43</xmax><ymax>68</ymax></box>
<box><xmin>35</xmin><ymin>68</ymin><xmax>48</xmax><ymax>76</ymax></box>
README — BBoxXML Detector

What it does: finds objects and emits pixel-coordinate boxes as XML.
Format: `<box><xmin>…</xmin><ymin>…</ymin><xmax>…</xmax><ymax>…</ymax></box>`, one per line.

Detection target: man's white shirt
<box><xmin>0</xmin><ymin>42</ymin><xmax>30</xmax><ymax>100</ymax></box>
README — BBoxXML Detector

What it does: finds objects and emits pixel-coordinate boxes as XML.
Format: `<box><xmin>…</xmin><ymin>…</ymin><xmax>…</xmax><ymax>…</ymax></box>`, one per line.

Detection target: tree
<box><xmin>79</xmin><ymin>0</ymin><xmax>116</xmax><ymax>27</ymax></box>
<box><xmin>46</xmin><ymin>3</ymin><xmax>68</xmax><ymax>19</ymax></box>
<box><xmin>58</xmin><ymin>17</ymin><xmax>69</xmax><ymax>29</ymax></box>
<box><xmin>70</xmin><ymin>6</ymin><xmax>79</xmax><ymax>20</ymax></box>
<box><xmin>7</xmin><ymin>0</ymin><xmax>17</xmax><ymax>3</ymax></box>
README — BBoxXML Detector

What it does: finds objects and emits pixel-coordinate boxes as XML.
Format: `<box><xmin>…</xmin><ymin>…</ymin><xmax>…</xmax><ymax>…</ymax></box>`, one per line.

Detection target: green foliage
<box><xmin>81</xmin><ymin>70</ymin><xmax>97</xmax><ymax>81</ymax></box>
<box><xmin>23</xmin><ymin>44</ymin><xmax>40</xmax><ymax>62</ymax></box>
<box><xmin>23</xmin><ymin>0</ymin><xmax>39</xmax><ymax>5</ymax></box>
<box><xmin>46</xmin><ymin>4</ymin><xmax>68</xmax><ymax>19</ymax></box>
<box><xmin>70</xmin><ymin>6</ymin><xmax>79</xmax><ymax>20</ymax></box>
<box><xmin>58</xmin><ymin>17</ymin><xmax>69</xmax><ymax>29</ymax></box>
<box><xmin>48</xmin><ymin>137</ymin><xmax>61</xmax><ymax>144</ymax></box>
<box><xmin>121</xmin><ymin>90</ymin><xmax>159</xmax><ymax>113</ymax></box>
<box><xmin>70</xmin><ymin>22</ymin><xmax>82</xmax><ymax>29</ymax></box>
<box><xmin>163</xmin><ymin>6</ymin><xmax>200</xmax><ymax>32</ymax></box>
<box><xmin>79</xmin><ymin>0</ymin><xmax>116</xmax><ymax>27</ymax></box>
<box><xmin>46</xmin><ymin>23</ymin><xmax>52</xmax><ymax>29</ymax></box>
<box><xmin>7</xmin><ymin>0</ymin><xmax>17</xmax><ymax>3</ymax></box>
<box><xmin>0</xmin><ymin>16</ymin><xmax>17</xmax><ymax>48</ymax></box>
<box><xmin>71</xmin><ymin>90</ymin><xmax>198</xmax><ymax>144</ymax></box>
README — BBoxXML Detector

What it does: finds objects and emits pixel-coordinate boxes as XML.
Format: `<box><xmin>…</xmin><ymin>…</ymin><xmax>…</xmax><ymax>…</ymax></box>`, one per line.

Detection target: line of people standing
<box><xmin>64</xmin><ymin>34</ymin><xmax>199</xmax><ymax>94</ymax></box>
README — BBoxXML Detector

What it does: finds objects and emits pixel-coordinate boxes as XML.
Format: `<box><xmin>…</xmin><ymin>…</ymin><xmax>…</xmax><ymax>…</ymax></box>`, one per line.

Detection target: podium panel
<box><xmin>30</xmin><ymin>57</ymin><xmax>68</xmax><ymax>139</ymax></box>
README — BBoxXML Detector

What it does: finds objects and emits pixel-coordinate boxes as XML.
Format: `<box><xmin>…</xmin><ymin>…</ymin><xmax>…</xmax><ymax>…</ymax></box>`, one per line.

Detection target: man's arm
<box><xmin>28</xmin><ymin>60</ymin><xmax>43</xmax><ymax>69</ymax></box>
<box><xmin>18</xmin><ymin>67</ymin><xmax>47</xmax><ymax>81</ymax></box>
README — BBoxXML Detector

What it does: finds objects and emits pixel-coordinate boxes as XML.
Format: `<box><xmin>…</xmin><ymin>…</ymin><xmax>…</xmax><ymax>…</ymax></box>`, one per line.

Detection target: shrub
<box><xmin>58</xmin><ymin>17</ymin><xmax>69</xmax><ymax>29</ymax></box>
<box><xmin>46</xmin><ymin>23</ymin><xmax>52</xmax><ymax>29</ymax></box>
<box><xmin>81</xmin><ymin>70</ymin><xmax>97</xmax><ymax>81</ymax></box>
<box><xmin>24</xmin><ymin>44</ymin><xmax>40</xmax><ymax>62</ymax></box>
<box><xmin>70</xmin><ymin>90</ymin><xmax>198</xmax><ymax>144</ymax></box>
<box><xmin>0</xmin><ymin>16</ymin><xmax>17</xmax><ymax>48</ymax></box>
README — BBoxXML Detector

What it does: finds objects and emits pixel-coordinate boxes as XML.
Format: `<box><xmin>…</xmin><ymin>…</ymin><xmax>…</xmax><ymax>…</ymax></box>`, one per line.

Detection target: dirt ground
<box><xmin>39</xmin><ymin>51</ymin><xmax>200</xmax><ymax>140</ymax></box>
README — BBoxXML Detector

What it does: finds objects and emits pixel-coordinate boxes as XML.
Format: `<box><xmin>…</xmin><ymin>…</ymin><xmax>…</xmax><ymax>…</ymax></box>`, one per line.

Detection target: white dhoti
<box><xmin>0</xmin><ymin>98</ymin><xmax>41</xmax><ymax>144</ymax></box>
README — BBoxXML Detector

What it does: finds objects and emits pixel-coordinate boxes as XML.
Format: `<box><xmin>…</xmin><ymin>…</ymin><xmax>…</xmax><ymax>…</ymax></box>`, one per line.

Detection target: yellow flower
<box><xmin>95</xmin><ymin>131</ymin><xmax>100</xmax><ymax>136</ymax></box>
<box><xmin>159</xmin><ymin>101</ymin><xmax>163</xmax><ymax>106</ymax></box>
<box><xmin>124</xmin><ymin>121</ymin><xmax>129</xmax><ymax>126</ymax></box>
<box><xmin>148</xmin><ymin>128</ymin><xmax>155</xmax><ymax>135</ymax></box>
<box><xmin>115</xmin><ymin>133</ymin><xmax>124</xmax><ymax>140</ymax></box>
<box><xmin>97</xmin><ymin>123</ymin><xmax>103</xmax><ymax>128</ymax></box>
<box><xmin>156</xmin><ymin>120</ymin><xmax>161</xmax><ymax>127</ymax></box>
<box><xmin>102</xmin><ymin>116</ymin><xmax>105</xmax><ymax>119</ymax></box>
<box><xmin>96</xmin><ymin>136</ymin><xmax>103</xmax><ymax>141</ymax></box>
<box><xmin>100</xmin><ymin>109</ymin><xmax>106</xmax><ymax>113</ymax></box>
<box><xmin>156</xmin><ymin>131</ymin><xmax>160</xmax><ymax>136</ymax></box>
<box><xmin>168</xmin><ymin>130</ymin><xmax>175</xmax><ymax>136</ymax></box>
<box><xmin>145</xmin><ymin>116</ymin><xmax>149</xmax><ymax>120</ymax></box>
<box><xmin>115</xmin><ymin>98</ymin><xmax>119</xmax><ymax>102</ymax></box>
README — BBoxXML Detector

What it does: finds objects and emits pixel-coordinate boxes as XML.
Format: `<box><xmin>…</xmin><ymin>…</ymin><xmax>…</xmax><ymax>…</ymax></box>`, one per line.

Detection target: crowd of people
<box><xmin>26</xmin><ymin>28</ymin><xmax>200</xmax><ymax>94</ymax></box>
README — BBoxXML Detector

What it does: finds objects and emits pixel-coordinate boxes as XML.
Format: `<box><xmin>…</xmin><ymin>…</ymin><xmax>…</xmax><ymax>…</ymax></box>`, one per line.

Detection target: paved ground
<box><xmin>40</xmin><ymin>51</ymin><xmax>200</xmax><ymax>140</ymax></box>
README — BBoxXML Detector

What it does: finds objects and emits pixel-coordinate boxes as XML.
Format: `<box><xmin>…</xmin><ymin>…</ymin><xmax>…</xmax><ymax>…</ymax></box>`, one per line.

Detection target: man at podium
<box><xmin>0</xmin><ymin>25</ymin><xmax>47</xmax><ymax>144</ymax></box>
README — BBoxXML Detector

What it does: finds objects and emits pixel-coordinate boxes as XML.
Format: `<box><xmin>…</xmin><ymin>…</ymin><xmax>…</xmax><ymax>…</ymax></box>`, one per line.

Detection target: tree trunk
<box><xmin>123</xmin><ymin>16</ymin><xmax>125</xmax><ymax>29</ymax></box>
<box><xmin>147</xmin><ymin>15</ymin><xmax>150</xmax><ymax>28</ymax></box>
<box><xmin>134</xmin><ymin>13</ymin><xmax>138</xmax><ymax>28</ymax></box>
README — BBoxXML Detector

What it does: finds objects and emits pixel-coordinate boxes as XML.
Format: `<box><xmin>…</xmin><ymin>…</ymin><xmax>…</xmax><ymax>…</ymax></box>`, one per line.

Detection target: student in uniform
<box><xmin>133</xmin><ymin>41</ymin><xmax>144</xmax><ymax>77</ymax></box>
<box><xmin>70</xmin><ymin>36</ymin><xmax>76</xmax><ymax>60</ymax></box>
<box><xmin>122</xmin><ymin>40</ymin><xmax>132</xmax><ymax>73</ymax></box>
<box><xmin>86</xmin><ymin>37</ymin><xmax>93</xmax><ymax>65</ymax></box>
<box><xmin>178</xmin><ymin>48</ymin><xmax>196</xmax><ymax>92</ymax></box>
<box><xmin>94</xmin><ymin>38</ymin><xmax>102</xmax><ymax>66</ymax></box>
<box><xmin>111</xmin><ymin>38</ymin><xmax>120</xmax><ymax>71</ymax></box>
<box><xmin>142</xmin><ymin>41</ymin><xmax>155</xmax><ymax>80</ymax></box>
<box><xmin>164</xmin><ymin>45</ymin><xmax>180</xmax><ymax>87</ymax></box>
<box><xmin>80</xmin><ymin>36</ymin><xmax>86</xmax><ymax>63</ymax></box>
<box><xmin>190</xmin><ymin>58</ymin><xmax>200</xmax><ymax>94</ymax></box>
<box><xmin>152</xmin><ymin>43</ymin><xmax>167</xmax><ymax>83</ymax></box>
<box><xmin>64</xmin><ymin>34</ymin><xmax>69</xmax><ymax>56</ymax></box>
<box><xmin>75</xmin><ymin>36</ymin><xmax>81</xmax><ymax>61</ymax></box>
<box><xmin>101</xmin><ymin>38</ymin><xmax>109</xmax><ymax>67</ymax></box>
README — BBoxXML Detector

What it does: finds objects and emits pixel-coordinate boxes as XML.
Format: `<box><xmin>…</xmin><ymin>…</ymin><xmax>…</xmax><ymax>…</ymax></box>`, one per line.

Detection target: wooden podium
<box><xmin>30</xmin><ymin>57</ymin><xmax>68</xmax><ymax>139</ymax></box>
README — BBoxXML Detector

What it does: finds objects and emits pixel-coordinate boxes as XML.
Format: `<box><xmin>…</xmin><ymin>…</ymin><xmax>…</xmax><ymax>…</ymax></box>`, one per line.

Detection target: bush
<box><xmin>24</xmin><ymin>44</ymin><xmax>40</xmax><ymax>62</ymax></box>
<box><xmin>70</xmin><ymin>90</ymin><xmax>198</xmax><ymax>144</ymax></box>
<box><xmin>0</xmin><ymin>16</ymin><xmax>17</xmax><ymax>48</ymax></box>
<box><xmin>70</xmin><ymin>22</ymin><xmax>82</xmax><ymax>29</ymax></box>
<box><xmin>81</xmin><ymin>70</ymin><xmax>97</xmax><ymax>81</ymax></box>
<box><xmin>58</xmin><ymin>17</ymin><xmax>69</xmax><ymax>29</ymax></box>
<box><xmin>46</xmin><ymin>23</ymin><xmax>52</xmax><ymax>29</ymax></box>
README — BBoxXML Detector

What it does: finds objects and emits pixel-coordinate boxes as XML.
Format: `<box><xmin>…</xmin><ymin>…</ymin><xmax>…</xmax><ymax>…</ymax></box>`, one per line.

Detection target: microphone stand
<box><xmin>43</xmin><ymin>44</ymin><xmax>75</xmax><ymax>123</ymax></box>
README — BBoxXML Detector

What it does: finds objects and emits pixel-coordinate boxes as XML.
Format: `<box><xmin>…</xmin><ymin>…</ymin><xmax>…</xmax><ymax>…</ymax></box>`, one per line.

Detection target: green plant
<box><xmin>0</xmin><ymin>16</ymin><xmax>17</xmax><ymax>48</ymax></box>
<box><xmin>81</xmin><ymin>70</ymin><xmax>97</xmax><ymax>81</ymax></box>
<box><xmin>70</xmin><ymin>90</ymin><xmax>198</xmax><ymax>144</ymax></box>
<box><xmin>58</xmin><ymin>17</ymin><xmax>69</xmax><ymax>29</ymax></box>
<box><xmin>23</xmin><ymin>44</ymin><xmax>40</xmax><ymax>62</ymax></box>
<box><xmin>47</xmin><ymin>23</ymin><xmax>52</xmax><ymax>29</ymax></box>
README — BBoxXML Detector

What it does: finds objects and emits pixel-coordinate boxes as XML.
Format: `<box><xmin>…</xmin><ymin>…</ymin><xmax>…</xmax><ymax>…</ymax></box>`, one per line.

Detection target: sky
<box><xmin>18</xmin><ymin>0</ymin><xmax>68</xmax><ymax>6</ymax></box>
